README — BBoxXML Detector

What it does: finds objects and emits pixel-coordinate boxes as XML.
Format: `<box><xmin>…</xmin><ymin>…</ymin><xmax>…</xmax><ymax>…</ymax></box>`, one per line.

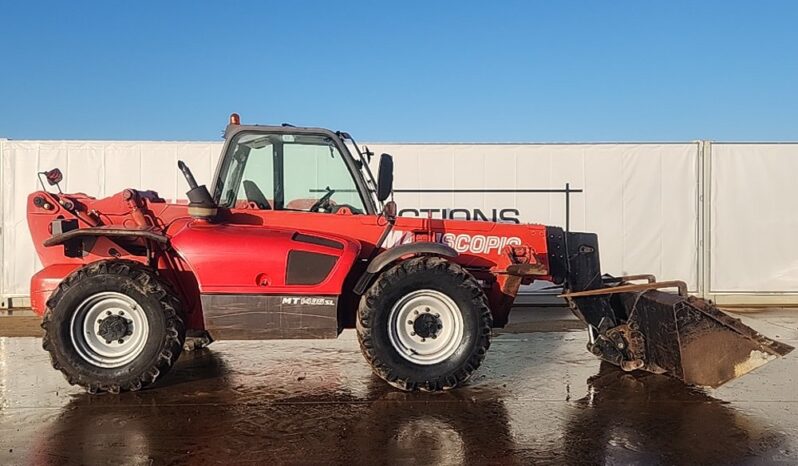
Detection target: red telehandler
<box><xmin>26</xmin><ymin>115</ymin><xmax>792</xmax><ymax>393</ymax></box>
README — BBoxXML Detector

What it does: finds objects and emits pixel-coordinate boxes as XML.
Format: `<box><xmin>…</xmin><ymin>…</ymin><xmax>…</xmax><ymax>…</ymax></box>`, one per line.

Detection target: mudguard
<box><xmin>353</xmin><ymin>242</ymin><xmax>458</xmax><ymax>295</ymax></box>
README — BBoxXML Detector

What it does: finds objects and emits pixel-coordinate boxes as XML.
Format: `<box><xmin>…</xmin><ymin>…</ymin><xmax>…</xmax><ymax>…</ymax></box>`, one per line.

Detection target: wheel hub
<box><xmin>97</xmin><ymin>315</ymin><xmax>132</xmax><ymax>342</ymax></box>
<box><xmin>70</xmin><ymin>291</ymin><xmax>150</xmax><ymax>368</ymax></box>
<box><xmin>388</xmin><ymin>289</ymin><xmax>464</xmax><ymax>366</ymax></box>
<box><xmin>413</xmin><ymin>313</ymin><xmax>443</xmax><ymax>339</ymax></box>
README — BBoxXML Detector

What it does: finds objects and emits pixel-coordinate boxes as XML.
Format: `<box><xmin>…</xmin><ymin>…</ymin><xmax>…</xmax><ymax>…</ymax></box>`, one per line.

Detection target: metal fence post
<box><xmin>0</xmin><ymin>138</ymin><xmax>6</xmax><ymax>307</ymax></box>
<box><xmin>699</xmin><ymin>141</ymin><xmax>713</xmax><ymax>300</ymax></box>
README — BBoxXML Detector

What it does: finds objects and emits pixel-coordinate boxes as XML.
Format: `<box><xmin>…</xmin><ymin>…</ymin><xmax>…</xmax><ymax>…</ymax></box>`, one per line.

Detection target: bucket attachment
<box><xmin>555</xmin><ymin>230</ymin><xmax>794</xmax><ymax>388</ymax></box>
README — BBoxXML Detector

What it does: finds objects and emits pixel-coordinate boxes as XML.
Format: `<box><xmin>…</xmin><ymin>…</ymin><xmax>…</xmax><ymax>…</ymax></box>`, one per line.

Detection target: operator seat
<box><xmin>243</xmin><ymin>180</ymin><xmax>272</xmax><ymax>210</ymax></box>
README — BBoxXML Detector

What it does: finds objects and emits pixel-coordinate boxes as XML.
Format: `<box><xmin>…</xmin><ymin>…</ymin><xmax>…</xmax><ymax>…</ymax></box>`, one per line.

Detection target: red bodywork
<box><xmin>28</xmin><ymin>188</ymin><xmax>552</xmax><ymax>333</ymax></box>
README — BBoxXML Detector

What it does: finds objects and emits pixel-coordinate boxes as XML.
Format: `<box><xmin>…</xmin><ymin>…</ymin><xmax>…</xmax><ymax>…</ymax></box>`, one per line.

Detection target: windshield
<box><xmin>214</xmin><ymin>131</ymin><xmax>368</xmax><ymax>213</ymax></box>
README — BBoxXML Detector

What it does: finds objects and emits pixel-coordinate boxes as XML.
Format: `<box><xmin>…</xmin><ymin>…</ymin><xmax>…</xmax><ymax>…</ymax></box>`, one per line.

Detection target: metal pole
<box><xmin>565</xmin><ymin>182</ymin><xmax>571</xmax><ymax>234</ymax></box>
<box><xmin>700</xmin><ymin>141</ymin><xmax>712</xmax><ymax>299</ymax></box>
<box><xmin>564</xmin><ymin>182</ymin><xmax>572</xmax><ymax>285</ymax></box>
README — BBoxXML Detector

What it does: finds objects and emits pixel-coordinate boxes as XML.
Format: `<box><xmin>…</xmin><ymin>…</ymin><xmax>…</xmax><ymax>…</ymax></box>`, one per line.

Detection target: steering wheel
<box><xmin>309</xmin><ymin>189</ymin><xmax>336</xmax><ymax>212</ymax></box>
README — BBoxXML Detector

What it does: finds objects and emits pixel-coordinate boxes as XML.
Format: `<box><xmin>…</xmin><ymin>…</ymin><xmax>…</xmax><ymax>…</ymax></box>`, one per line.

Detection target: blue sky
<box><xmin>0</xmin><ymin>1</ymin><xmax>796</xmax><ymax>141</ymax></box>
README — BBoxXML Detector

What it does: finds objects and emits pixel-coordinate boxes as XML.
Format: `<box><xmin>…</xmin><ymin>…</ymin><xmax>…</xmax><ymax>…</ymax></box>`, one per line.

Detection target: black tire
<box><xmin>357</xmin><ymin>256</ymin><xmax>492</xmax><ymax>391</ymax></box>
<box><xmin>42</xmin><ymin>259</ymin><xmax>185</xmax><ymax>394</ymax></box>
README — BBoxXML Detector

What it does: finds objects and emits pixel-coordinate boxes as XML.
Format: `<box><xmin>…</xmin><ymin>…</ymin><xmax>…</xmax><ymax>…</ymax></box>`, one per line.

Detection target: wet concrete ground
<box><xmin>1</xmin><ymin>309</ymin><xmax>797</xmax><ymax>465</ymax></box>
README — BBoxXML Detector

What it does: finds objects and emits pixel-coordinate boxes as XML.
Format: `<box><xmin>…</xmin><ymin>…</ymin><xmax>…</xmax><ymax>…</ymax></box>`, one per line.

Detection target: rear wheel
<box><xmin>357</xmin><ymin>256</ymin><xmax>492</xmax><ymax>391</ymax></box>
<box><xmin>42</xmin><ymin>260</ymin><xmax>185</xmax><ymax>393</ymax></box>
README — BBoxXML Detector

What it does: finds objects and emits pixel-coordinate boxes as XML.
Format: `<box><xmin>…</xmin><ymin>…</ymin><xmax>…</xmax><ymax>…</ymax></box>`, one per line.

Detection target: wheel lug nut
<box><xmin>421</xmin><ymin>338</ymin><xmax>426</xmax><ymax>342</ymax></box>
<box><xmin>425</xmin><ymin>307</ymin><xmax>430</xmax><ymax>313</ymax></box>
<box><xmin>105</xmin><ymin>340</ymin><xmax>112</xmax><ymax>344</ymax></box>
<box><xmin>119</xmin><ymin>311</ymin><xmax>125</xmax><ymax>316</ymax></box>
<box><xmin>118</xmin><ymin>339</ymin><xmax>124</xmax><ymax>344</ymax></box>
<box><xmin>407</xmin><ymin>320</ymin><xmax>413</xmax><ymax>325</ymax></box>
<box><xmin>414</xmin><ymin>310</ymin><xmax>419</xmax><ymax>315</ymax></box>
<box><xmin>431</xmin><ymin>335</ymin><xmax>437</xmax><ymax>339</ymax></box>
<box><xmin>106</xmin><ymin>311</ymin><xmax>111</xmax><ymax>315</ymax></box>
<box><xmin>410</xmin><ymin>332</ymin><xmax>416</xmax><ymax>336</ymax></box>
<box><xmin>97</xmin><ymin>319</ymin><xmax>103</xmax><ymax>324</ymax></box>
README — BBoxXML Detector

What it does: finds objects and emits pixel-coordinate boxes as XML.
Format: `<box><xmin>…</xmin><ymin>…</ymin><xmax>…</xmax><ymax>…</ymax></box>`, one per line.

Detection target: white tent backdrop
<box><xmin>2</xmin><ymin>139</ymin><xmax>797</xmax><ymax>306</ymax></box>
<box><xmin>1</xmin><ymin>141</ymin><xmax>223</xmax><ymax>304</ymax></box>
<box><xmin>710</xmin><ymin>143</ymin><xmax>798</xmax><ymax>295</ymax></box>
<box><xmin>377</xmin><ymin>143</ymin><xmax>699</xmax><ymax>291</ymax></box>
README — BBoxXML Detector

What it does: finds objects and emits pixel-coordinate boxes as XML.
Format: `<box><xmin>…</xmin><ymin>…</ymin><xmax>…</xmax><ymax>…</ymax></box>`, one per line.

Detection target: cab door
<box><xmin>180</xmin><ymin>130</ymin><xmax>372</xmax><ymax>340</ymax></box>
<box><xmin>172</xmin><ymin>221</ymin><xmax>360</xmax><ymax>340</ymax></box>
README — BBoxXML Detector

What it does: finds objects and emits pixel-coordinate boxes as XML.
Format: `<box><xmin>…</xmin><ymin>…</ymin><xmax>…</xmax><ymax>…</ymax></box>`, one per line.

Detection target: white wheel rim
<box><xmin>388</xmin><ymin>289</ymin><xmax>464</xmax><ymax>365</ymax></box>
<box><xmin>70</xmin><ymin>291</ymin><xmax>149</xmax><ymax>369</ymax></box>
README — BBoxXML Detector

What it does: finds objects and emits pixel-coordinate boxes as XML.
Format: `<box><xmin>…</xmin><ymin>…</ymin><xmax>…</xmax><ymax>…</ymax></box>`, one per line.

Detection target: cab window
<box><xmin>216</xmin><ymin>132</ymin><xmax>366</xmax><ymax>214</ymax></box>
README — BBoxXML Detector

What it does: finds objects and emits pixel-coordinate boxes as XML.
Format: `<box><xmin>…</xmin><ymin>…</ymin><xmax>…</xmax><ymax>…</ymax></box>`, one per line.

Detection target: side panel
<box><xmin>212</xmin><ymin>210</ymin><xmax>552</xmax><ymax>328</ymax></box>
<box><xmin>170</xmin><ymin>221</ymin><xmax>359</xmax><ymax>339</ymax></box>
<box><xmin>170</xmin><ymin>222</ymin><xmax>360</xmax><ymax>295</ymax></box>
<box><xmin>200</xmin><ymin>294</ymin><xmax>338</xmax><ymax>339</ymax></box>
<box><xmin>219</xmin><ymin>209</ymin><xmax>551</xmax><ymax>272</ymax></box>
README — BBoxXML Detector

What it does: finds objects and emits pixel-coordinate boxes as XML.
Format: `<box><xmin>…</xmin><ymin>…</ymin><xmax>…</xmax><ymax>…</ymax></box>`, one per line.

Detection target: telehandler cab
<box><xmin>27</xmin><ymin>114</ymin><xmax>792</xmax><ymax>393</ymax></box>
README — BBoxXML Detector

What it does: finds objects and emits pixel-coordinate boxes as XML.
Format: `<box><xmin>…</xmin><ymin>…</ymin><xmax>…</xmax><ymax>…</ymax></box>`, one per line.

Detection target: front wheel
<box><xmin>357</xmin><ymin>256</ymin><xmax>492</xmax><ymax>391</ymax></box>
<box><xmin>42</xmin><ymin>260</ymin><xmax>185</xmax><ymax>393</ymax></box>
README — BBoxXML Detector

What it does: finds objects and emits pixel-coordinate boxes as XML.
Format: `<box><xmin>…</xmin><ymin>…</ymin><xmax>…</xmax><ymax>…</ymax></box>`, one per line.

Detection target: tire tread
<box><xmin>357</xmin><ymin>256</ymin><xmax>492</xmax><ymax>392</ymax></box>
<box><xmin>42</xmin><ymin>259</ymin><xmax>185</xmax><ymax>393</ymax></box>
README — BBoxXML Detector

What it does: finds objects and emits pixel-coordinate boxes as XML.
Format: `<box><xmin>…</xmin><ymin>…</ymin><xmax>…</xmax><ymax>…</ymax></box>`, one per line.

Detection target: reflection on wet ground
<box><xmin>1</xmin><ymin>313</ymin><xmax>797</xmax><ymax>465</ymax></box>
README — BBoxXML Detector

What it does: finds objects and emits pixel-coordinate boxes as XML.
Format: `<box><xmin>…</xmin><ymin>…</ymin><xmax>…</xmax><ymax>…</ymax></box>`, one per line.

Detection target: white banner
<box><xmin>710</xmin><ymin>143</ymin><xmax>798</xmax><ymax>293</ymax></box>
<box><xmin>1</xmin><ymin>141</ymin><xmax>222</xmax><ymax>299</ymax></box>
<box><xmin>2</xmin><ymin>141</ymin><xmax>701</xmax><ymax>299</ymax></box>
<box><xmin>373</xmin><ymin>143</ymin><xmax>700</xmax><ymax>290</ymax></box>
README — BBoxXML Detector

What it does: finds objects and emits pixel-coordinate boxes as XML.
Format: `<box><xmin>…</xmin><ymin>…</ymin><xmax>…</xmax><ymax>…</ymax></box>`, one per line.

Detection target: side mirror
<box><xmin>376</xmin><ymin>153</ymin><xmax>394</xmax><ymax>202</ymax></box>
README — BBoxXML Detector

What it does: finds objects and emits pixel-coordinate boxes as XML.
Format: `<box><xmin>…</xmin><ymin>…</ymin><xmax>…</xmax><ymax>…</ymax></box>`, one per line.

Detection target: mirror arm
<box><xmin>373</xmin><ymin>212</ymin><xmax>396</xmax><ymax>252</ymax></box>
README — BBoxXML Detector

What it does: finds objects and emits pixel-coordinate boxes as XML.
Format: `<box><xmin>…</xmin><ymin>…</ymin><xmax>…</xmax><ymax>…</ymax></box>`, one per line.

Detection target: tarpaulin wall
<box><xmin>377</xmin><ymin>143</ymin><xmax>700</xmax><ymax>295</ymax></box>
<box><xmin>708</xmin><ymin>143</ymin><xmax>798</xmax><ymax>304</ymax></box>
<box><xmin>1</xmin><ymin>140</ymin><xmax>702</xmax><ymax>306</ymax></box>
<box><xmin>6</xmin><ymin>140</ymin><xmax>797</xmax><ymax>305</ymax></box>
<box><xmin>1</xmin><ymin>141</ymin><xmax>223</xmax><ymax>305</ymax></box>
